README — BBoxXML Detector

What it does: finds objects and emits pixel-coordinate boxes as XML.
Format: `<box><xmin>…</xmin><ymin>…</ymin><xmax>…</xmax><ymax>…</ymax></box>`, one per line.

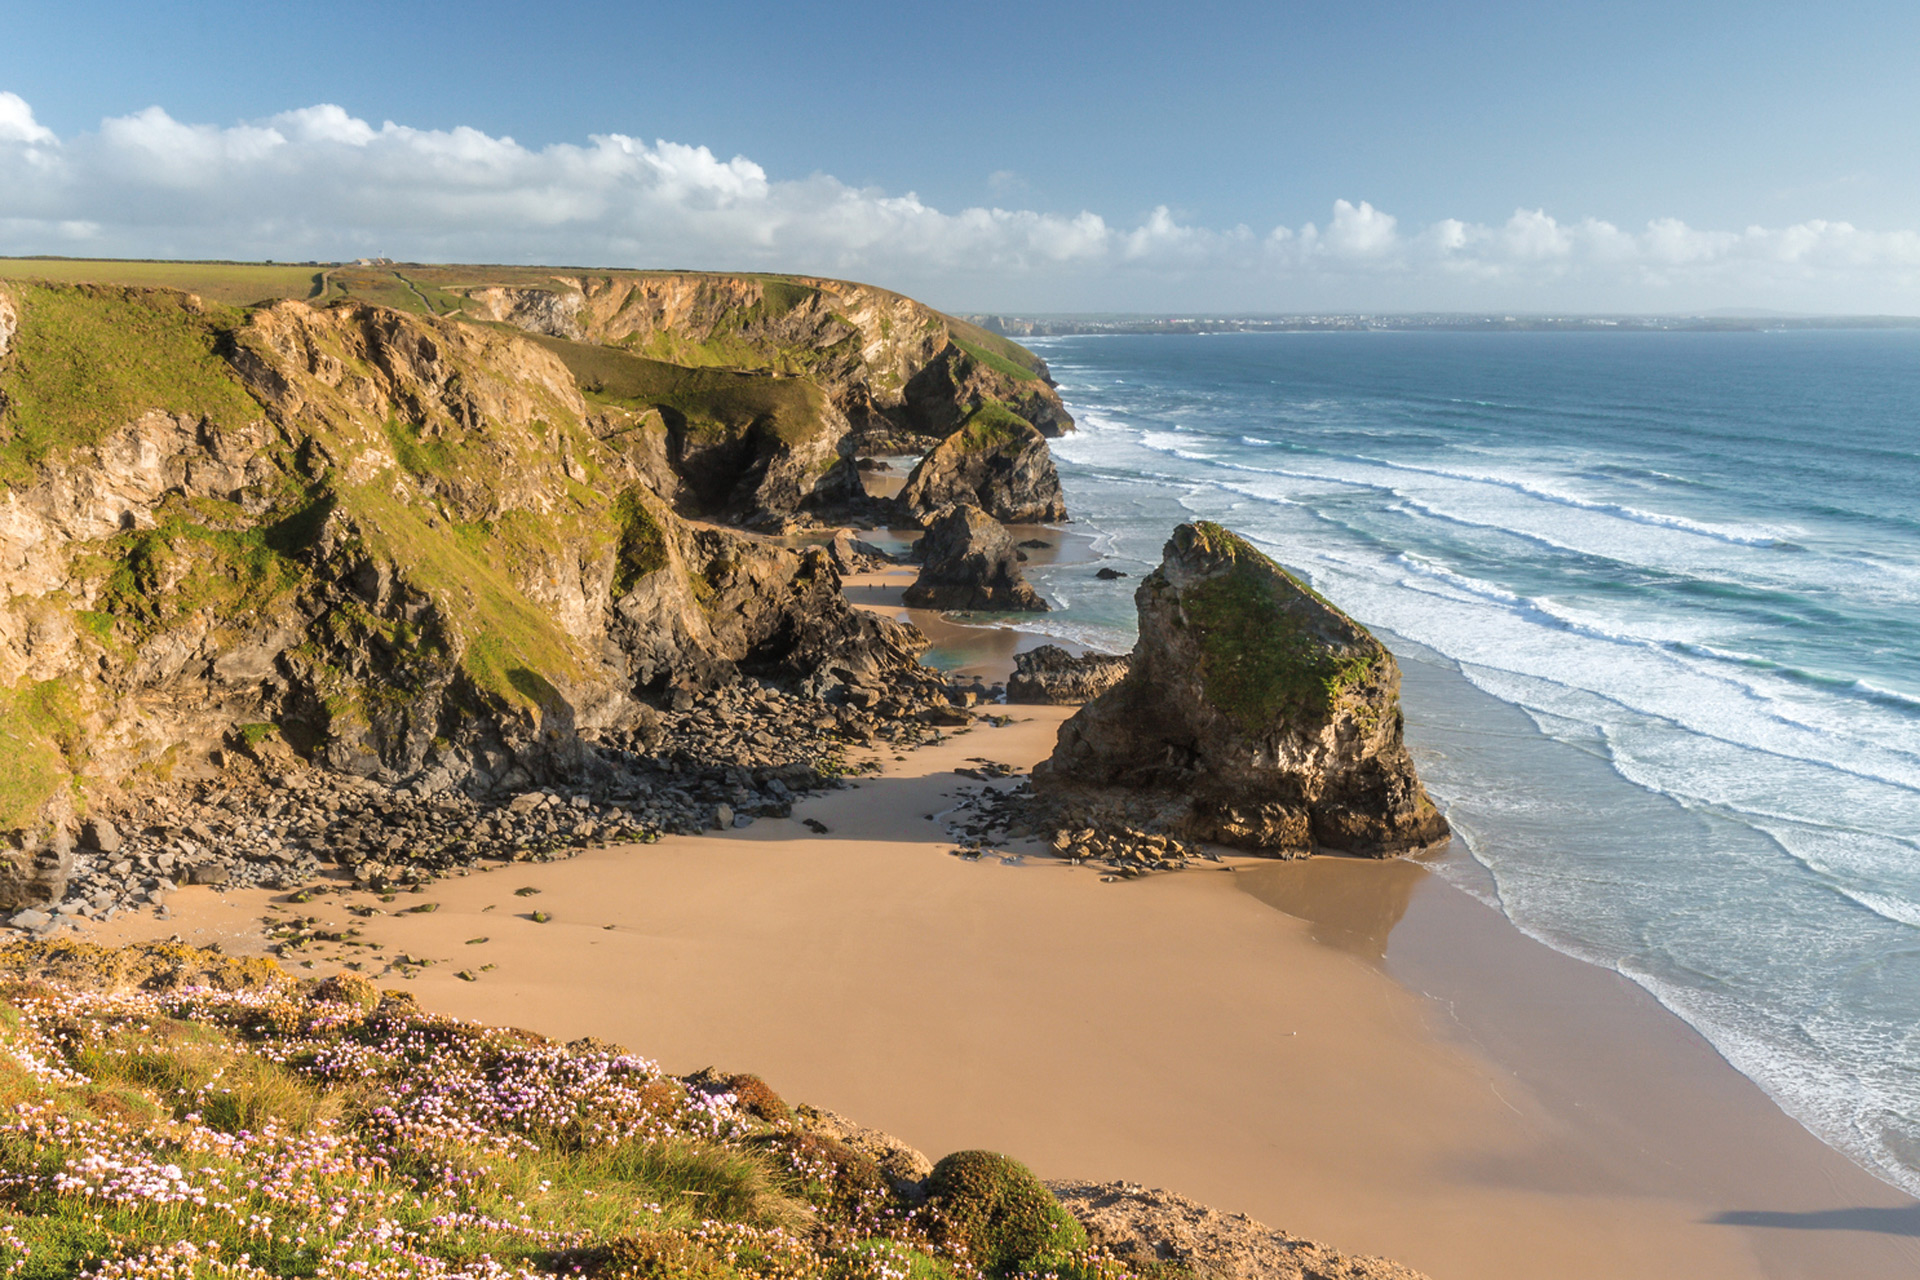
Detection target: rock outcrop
<box><xmin>1048</xmin><ymin>1181</ymin><xmax>1430</xmax><ymax>1280</ymax></box>
<box><xmin>898</xmin><ymin>404</ymin><xmax>1069</xmax><ymax>525</ymax></box>
<box><xmin>457</xmin><ymin>271</ymin><xmax>1074</xmax><ymax>450</ymax></box>
<box><xmin>1033</xmin><ymin>523</ymin><xmax>1448</xmax><ymax>856</ymax></box>
<box><xmin>904</xmin><ymin>505</ymin><xmax>1047</xmax><ymax>612</ymax></box>
<box><xmin>1006</xmin><ymin>644</ymin><xmax>1131</xmax><ymax>704</ymax></box>
<box><xmin>0</xmin><ymin>282</ymin><xmax>938</xmax><ymax>905</ymax></box>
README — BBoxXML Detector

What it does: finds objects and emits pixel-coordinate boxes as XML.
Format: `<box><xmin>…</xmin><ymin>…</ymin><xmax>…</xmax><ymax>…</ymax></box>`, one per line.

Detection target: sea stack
<box><xmin>1032</xmin><ymin>522</ymin><xmax>1448</xmax><ymax>855</ymax></box>
<box><xmin>904</xmin><ymin>504</ymin><xmax>1048</xmax><ymax>612</ymax></box>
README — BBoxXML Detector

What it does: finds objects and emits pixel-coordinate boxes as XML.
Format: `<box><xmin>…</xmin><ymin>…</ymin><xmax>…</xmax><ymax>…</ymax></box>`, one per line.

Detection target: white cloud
<box><xmin>1323</xmin><ymin>199</ymin><xmax>1399</xmax><ymax>258</ymax></box>
<box><xmin>1</xmin><ymin>93</ymin><xmax>1917</xmax><ymax>312</ymax></box>
<box><xmin>0</xmin><ymin>92</ymin><xmax>55</xmax><ymax>146</ymax></box>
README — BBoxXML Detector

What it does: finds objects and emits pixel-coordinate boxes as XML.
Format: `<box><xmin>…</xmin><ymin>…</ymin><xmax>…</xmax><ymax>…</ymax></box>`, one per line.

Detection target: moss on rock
<box><xmin>1177</xmin><ymin>523</ymin><xmax>1381</xmax><ymax>735</ymax></box>
<box><xmin>927</xmin><ymin>1150</ymin><xmax>1088</xmax><ymax>1273</ymax></box>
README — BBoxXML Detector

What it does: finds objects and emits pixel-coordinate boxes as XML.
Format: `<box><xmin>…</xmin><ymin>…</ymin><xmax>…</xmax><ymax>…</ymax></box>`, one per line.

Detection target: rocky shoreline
<box><xmin>13</xmin><ymin>668</ymin><xmax>1015</xmax><ymax>936</ymax></box>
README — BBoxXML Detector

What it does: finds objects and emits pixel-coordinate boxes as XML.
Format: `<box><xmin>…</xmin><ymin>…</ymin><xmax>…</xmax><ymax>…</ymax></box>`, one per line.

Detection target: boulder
<box><xmin>898</xmin><ymin>404</ymin><xmax>1068</xmax><ymax>525</ymax></box>
<box><xmin>81</xmin><ymin>818</ymin><xmax>122</xmax><ymax>854</ymax></box>
<box><xmin>1006</xmin><ymin>645</ymin><xmax>1131</xmax><ymax>704</ymax></box>
<box><xmin>904</xmin><ymin>505</ymin><xmax>1047</xmax><ymax>612</ymax></box>
<box><xmin>827</xmin><ymin>529</ymin><xmax>893</xmax><ymax>575</ymax></box>
<box><xmin>0</xmin><ymin>792</ymin><xmax>74</xmax><ymax>910</ymax></box>
<box><xmin>1033</xmin><ymin>522</ymin><xmax>1448</xmax><ymax>856</ymax></box>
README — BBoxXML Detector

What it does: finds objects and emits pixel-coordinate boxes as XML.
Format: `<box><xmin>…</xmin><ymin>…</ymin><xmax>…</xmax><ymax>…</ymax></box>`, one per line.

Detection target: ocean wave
<box><xmin>1358</xmin><ymin>455</ymin><xmax>1798</xmax><ymax>547</ymax></box>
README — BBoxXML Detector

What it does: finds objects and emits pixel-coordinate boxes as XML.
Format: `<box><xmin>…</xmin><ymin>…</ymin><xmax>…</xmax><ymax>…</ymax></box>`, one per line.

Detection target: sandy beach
<box><xmin>91</xmin><ymin>686</ymin><xmax>1919</xmax><ymax>1280</ymax></box>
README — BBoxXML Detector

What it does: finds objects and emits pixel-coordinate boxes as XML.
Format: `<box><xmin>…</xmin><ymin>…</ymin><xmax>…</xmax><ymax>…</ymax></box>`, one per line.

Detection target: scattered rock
<box><xmin>1034</xmin><ymin>522</ymin><xmax>1449</xmax><ymax>856</ymax></box>
<box><xmin>1049</xmin><ymin>1181</ymin><xmax>1431</xmax><ymax>1280</ymax></box>
<box><xmin>904</xmin><ymin>505</ymin><xmax>1047</xmax><ymax>612</ymax></box>
<box><xmin>81</xmin><ymin>819</ymin><xmax>122</xmax><ymax>854</ymax></box>
<box><xmin>1095</xmin><ymin>566</ymin><xmax>1128</xmax><ymax>580</ymax></box>
<box><xmin>1006</xmin><ymin>645</ymin><xmax>1131</xmax><ymax>705</ymax></box>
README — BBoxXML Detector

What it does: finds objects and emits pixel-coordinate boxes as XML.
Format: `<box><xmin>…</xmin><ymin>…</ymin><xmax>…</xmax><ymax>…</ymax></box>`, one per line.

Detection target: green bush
<box><xmin>926</xmin><ymin>1150</ymin><xmax>1088</xmax><ymax>1274</ymax></box>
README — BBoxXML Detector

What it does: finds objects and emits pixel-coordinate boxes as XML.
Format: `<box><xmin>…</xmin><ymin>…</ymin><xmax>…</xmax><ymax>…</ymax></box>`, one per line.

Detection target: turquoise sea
<box><xmin>1010</xmin><ymin>329</ymin><xmax>1920</xmax><ymax>1193</ymax></box>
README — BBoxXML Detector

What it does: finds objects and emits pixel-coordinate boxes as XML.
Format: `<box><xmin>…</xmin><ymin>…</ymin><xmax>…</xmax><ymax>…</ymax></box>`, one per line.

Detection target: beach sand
<box><xmin>86</xmin><ymin>556</ymin><xmax>1920</xmax><ymax>1280</ymax></box>
<box><xmin>93</xmin><ymin>701</ymin><xmax>1920</xmax><ymax>1280</ymax></box>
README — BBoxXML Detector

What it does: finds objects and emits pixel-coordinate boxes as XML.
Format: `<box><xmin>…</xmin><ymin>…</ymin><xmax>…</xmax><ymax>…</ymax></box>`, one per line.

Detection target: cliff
<box><xmin>453</xmin><ymin>269</ymin><xmax>1075</xmax><ymax>449</ymax></box>
<box><xmin>0</xmin><ymin>279</ymin><xmax>957</xmax><ymax>904</ymax></box>
<box><xmin>1034</xmin><ymin>523</ymin><xmax>1449</xmax><ymax>855</ymax></box>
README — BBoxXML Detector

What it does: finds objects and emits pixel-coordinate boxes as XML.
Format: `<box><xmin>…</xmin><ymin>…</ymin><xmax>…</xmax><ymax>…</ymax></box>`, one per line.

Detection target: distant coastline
<box><xmin>965</xmin><ymin>310</ymin><xmax>1920</xmax><ymax>336</ymax></box>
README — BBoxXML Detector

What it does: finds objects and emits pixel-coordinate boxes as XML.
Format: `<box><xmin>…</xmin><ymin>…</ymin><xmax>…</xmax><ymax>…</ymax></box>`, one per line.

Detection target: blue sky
<box><xmin>3</xmin><ymin>0</ymin><xmax>1918</xmax><ymax>312</ymax></box>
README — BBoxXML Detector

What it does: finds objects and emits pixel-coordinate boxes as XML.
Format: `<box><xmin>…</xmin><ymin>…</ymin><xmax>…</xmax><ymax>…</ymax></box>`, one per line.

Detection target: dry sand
<box><xmin>95</xmin><ymin>704</ymin><xmax>1920</xmax><ymax>1280</ymax></box>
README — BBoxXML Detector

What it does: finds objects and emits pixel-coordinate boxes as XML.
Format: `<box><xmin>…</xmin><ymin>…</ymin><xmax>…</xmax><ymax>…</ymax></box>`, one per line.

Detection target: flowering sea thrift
<box><xmin>0</xmin><ymin>944</ymin><xmax>1141</xmax><ymax>1280</ymax></box>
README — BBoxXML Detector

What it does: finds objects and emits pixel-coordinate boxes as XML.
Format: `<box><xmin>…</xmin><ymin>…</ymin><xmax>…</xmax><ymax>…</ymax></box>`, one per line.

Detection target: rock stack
<box><xmin>1033</xmin><ymin>522</ymin><xmax>1448</xmax><ymax>856</ymax></box>
<box><xmin>904</xmin><ymin>505</ymin><xmax>1048</xmax><ymax>612</ymax></box>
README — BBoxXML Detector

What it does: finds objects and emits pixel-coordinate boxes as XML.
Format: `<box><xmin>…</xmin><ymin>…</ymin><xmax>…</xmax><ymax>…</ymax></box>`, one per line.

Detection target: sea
<box><xmin>1006</xmin><ymin>327</ymin><xmax>1920</xmax><ymax>1195</ymax></box>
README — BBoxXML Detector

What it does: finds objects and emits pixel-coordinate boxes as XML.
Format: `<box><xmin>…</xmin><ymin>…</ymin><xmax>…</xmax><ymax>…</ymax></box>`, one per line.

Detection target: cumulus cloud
<box><xmin>2</xmin><ymin>93</ymin><xmax>1918</xmax><ymax>312</ymax></box>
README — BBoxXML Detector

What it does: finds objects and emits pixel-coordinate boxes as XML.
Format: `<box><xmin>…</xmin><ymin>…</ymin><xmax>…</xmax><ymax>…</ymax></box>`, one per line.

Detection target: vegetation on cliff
<box><xmin>1035</xmin><ymin>522</ymin><xmax>1448</xmax><ymax>856</ymax></box>
<box><xmin>0</xmin><ymin>284</ymin><xmax>261</xmax><ymax>486</ymax></box>
<box><xmin>1174</xmin><ymin>524</ymin><xmax>1382</xmax><ymax>734</ymax></box>
<box><xmin>0</xmin><ymin>943</ymin><xmax>1145</xmax><ymax>1280</ymax></box>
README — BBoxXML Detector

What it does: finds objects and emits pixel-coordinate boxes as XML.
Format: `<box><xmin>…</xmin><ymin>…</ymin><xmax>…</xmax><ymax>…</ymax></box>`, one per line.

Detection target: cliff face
<box><xmin>459</xmin><ymin>272</ymin><xmax>1074</xmax><ymax>450</ymax></box>
<box><xmin>0</xmin><ymin>282</ymin><xmax>928</xmax><ymax>902</ymax></box>
<box><xmin>903</xmin><ymin>504</ymin><xmax>1047</xmax><ymax>612</ymax></box>
<box><xmin>1034</xmin><ymin>523</ymin><xmax>1448</xmax><ymax>856</ymax></box>
<box><xmin>897</xmin><ymin>403</ymin><xmax>1069</xmax><ymax>525</ymax></box>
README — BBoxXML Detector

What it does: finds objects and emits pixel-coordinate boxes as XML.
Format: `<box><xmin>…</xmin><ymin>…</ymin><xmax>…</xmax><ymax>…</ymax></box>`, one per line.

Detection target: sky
<box><xmin>2</xmin><ymin>0</ymin><xmax>1918</xmax><ymax>313</ymax></box>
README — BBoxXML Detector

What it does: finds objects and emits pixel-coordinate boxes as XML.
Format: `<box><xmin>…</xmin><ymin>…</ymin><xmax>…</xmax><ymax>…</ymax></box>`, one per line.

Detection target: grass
<box><xmin>0</xmin><ymin>688</ymin><xmax>67</xmax><ymax>833</ymax></box>
<box><xmin>1175</xmin><ymin>522</ymin><xmax>1384</xmax><ymax>733</ymax></box>
<box><xmin>0</xmin><ymin>283</ymin><xmax>264</xmax><ymax>487</ymax></box>
<box><xmin>944</xmin><ymin>318</ymin><xmax>1046</xmax><ymax>381</ymax></box>
<box><xmin>952</xmin><ymin>402</ymin><xmax>1032</xmax><ymax>453</ymax></box>
<box><xmin>611</xmin><ymin>491</ymin><xmax>671</xmax><ymax>597</ymax></box>
<box><xmin>0</xmin><ymin>259</ymin><xmax>327</xmax><ymax>307</ymax></box>
<box><xmin>334</xmin><ymin>480</ymin><xmax>586</xmax><ymax>715</ymax></box>
<box><xmin>528</xmin><ymin>335</ymin><xmax>836</xmax><ymax>448</ymax></box>
<box><xmin>0</xmin><ymin>942</ymin><xmax>1157</xmax><ymax>1280</ymax></box>
<box><xmin>79</xmin><ymin>498</ymin><xmax>309</xmax><ymax>644</ymax></box>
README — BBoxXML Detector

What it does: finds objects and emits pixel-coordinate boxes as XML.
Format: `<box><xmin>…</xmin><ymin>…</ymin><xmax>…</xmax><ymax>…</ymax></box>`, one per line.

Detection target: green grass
<box><xmin>0</xmin><ymin>258</ymin><xmax>327</xmax><ymax>306</ymax></box>
<box><xmin>1177</xmin><ymin>522</ymin><xmax>1383</xmax><ymax>733</ymax></box>
<box><xmin>78</xmin><ymin>499</ymin><xmax>308</xmax><ymax>644</ymax></box>
<box><xmin>336</xmin><ymin>480</ymin><xmax>586</xmax><ymax>714</ymax></box>
<box><xmin>528</xmin><ymin>334</ymin><xmax>836</xmax><ymax>447</ymax></box>
<box><xmin>0</xmin><ymin>283</ymin><xmax>264</xmax><ymax>487</ymax></box>
<box><xmin>0</xmin><ymin>688</ymin><xmax>67</xmax><ymax>832</ymax></box>
<box><xmin>611</xmin><ymin>490</ymin><xmax>671</xmax><ymax>596</ymax></box>
<box><xmin>0</xmin><ymin>947</ymin><xmax>1034</xmax><ymax>1280</ymax></box>
<box><xmin>946</xmin><ymin>316</ymin><xmax>1047</xmax><ymax>380</ymax></box>
<box><xmin>953</xmin><ymin>401</ymin><xmax>1032</xmax><ymax>452</ymax></box>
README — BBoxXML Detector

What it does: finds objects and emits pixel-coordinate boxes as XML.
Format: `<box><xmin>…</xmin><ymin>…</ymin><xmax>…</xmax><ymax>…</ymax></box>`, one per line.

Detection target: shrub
<box><xmin>575</xmin><ymin>1230</ymin><xmax>736</xmax><ymax>1280</ymax></box>
<box><xmin>726</xmin><ymin>1072</ymin><xmax>791</xmax><ymax>1123</ymax></box>
<box><xmin>762</xmin><ymin>1130</ymin><xmax>891</xmax><ymax>1220</ymax></box>
<box><xmin>925</xmin><ymin>1150</ymin><xmax>1088</xmax><ymax>1274</ymax></box>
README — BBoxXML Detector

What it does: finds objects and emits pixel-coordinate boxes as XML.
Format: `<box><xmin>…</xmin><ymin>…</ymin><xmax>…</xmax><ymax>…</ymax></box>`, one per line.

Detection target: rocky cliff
<box><xmin>897</xmin><ymin>402</ymin><xmax>1069</xmax><ymax>525</ymax></box>
<box><xmin>457</xmin><ymin>271</ymin><xmax>1074</xmax><ymax>457</ymax></box>
<box><xmin>0</xmin><ymin>280</ymin><xmax>948</xmax><ymax>905</ymax></box>
<box><xmin>1033</xmin><ymin>523</ymin><xmax>1448</xmax><ymax>855</ymax></box>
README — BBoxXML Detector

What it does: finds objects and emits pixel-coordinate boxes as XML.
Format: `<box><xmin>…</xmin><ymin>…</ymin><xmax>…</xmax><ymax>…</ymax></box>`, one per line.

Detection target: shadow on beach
<box><xmin>1709</xmin><ymin>1205</ymin><xmax>1920</xmax><ymax>1236</ymax></box>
